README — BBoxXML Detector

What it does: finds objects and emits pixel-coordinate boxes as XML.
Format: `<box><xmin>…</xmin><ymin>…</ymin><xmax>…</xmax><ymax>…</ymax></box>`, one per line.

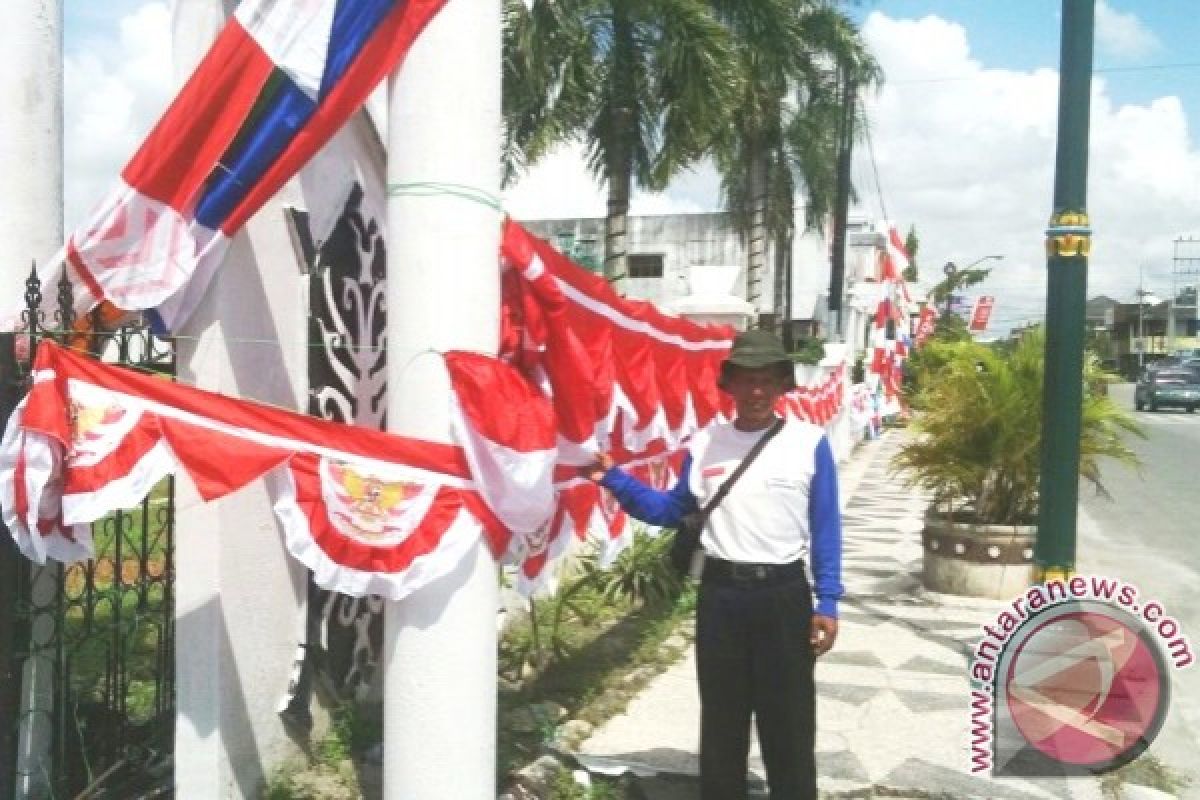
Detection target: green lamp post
<box><xmin>1036</xmin><ymin>0</ymin><xmax>1095</xmax><ymax>582</ymax></box>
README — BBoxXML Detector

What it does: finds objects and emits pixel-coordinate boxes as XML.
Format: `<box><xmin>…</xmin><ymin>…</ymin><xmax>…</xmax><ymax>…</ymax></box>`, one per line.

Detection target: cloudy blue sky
<box><xmin>62</xmin><ymin>1</ymin><xmax>1200</xmax><ymax>335</ymax></box>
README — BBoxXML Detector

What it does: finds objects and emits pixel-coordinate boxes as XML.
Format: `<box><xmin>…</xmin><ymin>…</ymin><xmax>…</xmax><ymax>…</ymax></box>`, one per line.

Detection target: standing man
<box><xmin>585</xmin><ymin>329</ymin><xmax>842</xmax><ymax>800</ymax></box>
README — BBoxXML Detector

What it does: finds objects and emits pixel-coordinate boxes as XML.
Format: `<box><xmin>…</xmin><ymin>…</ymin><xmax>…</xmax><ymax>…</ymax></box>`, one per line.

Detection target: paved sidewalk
<box><xmin>574</xmin><ymin>430</ymin><xmax>1112</xmax><ymax>799</ymax></box>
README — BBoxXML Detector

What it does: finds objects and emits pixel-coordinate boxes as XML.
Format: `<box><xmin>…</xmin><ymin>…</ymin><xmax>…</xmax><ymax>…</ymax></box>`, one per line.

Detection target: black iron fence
<box><xmin>0</xmin><ymin>267</ymin><xmax>175</xmax><ymax>799</ymax></box>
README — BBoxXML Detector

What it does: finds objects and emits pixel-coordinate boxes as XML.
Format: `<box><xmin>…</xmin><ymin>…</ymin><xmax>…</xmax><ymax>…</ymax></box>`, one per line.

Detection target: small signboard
<box><xmin>969</xmin><ymin>296</ymin><xmax>996</xmax><ymax>332</ymax></box>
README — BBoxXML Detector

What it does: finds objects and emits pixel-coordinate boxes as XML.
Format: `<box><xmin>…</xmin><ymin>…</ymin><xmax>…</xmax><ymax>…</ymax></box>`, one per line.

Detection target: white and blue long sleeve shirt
<box><xmin>601</xmin><ymin>417</ymin><xmax>844</xmax><ymax>618</ymax></box>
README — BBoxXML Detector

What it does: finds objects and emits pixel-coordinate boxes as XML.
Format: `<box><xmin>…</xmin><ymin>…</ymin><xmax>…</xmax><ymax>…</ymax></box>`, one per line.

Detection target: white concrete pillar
<box><xmin>171</xmin><ymin>2</ymin><xmax>312</xmax><ymax>797</ymax></box>
<box><xmin>383</xmin><ymin>0</ymin><xmax>502</xmax><ymax>796</ymax></box>
<box><xmin>168</xmin><ymin>6</ymin><xmax>229</xmax><ymax>797</ymax></box>
<box><xmin>0</xmin><ymin>3</ymin><xmax>62</xmax><ymax>797</ymax></box>
<box><xmin>0</xmin><ymin>0</ymin><xmax>63</xmax><ymax>282</ymax></box>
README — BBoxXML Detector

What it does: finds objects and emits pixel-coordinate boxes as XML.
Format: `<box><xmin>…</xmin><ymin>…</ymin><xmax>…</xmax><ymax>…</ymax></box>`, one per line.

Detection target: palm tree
<box><xmin>709</xmin><ymin>1</ymin><xmax>879</xmax><ymax>321</ymax></box>
<box><xmin>504</xmin><ymin>0</ymin><xmax>738</xmax><ymax>280</ymax></box>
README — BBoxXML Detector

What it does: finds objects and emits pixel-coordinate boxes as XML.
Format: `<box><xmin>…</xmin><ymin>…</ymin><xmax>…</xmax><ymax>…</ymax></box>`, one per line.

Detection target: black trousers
<box><xmin>695</xmin><ymin>573</ymin><xmax>816</xmax><ymax>800</ymax></box>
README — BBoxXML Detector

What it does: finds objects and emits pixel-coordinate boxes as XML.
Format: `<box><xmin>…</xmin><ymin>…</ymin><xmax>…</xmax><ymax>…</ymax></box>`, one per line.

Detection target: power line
<box><xmin>863</xmin><ymin>115</ymin><xmax>889</xmax><ymax>223</ymax></box>
<box><xmin>882</xmin><ymin>61</ymin><xmax>1200</xmax><ymax>86</ymax></box>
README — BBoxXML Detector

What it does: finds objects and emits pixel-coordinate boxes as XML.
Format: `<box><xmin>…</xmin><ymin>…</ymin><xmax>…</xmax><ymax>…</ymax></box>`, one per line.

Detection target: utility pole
<box><xmin>827</xmin><ymin>64</ymin><xmax>856</xmax><ymax>341</ymax></box>
<box><xmin>1035</xmin><ymin>0</ymin><xmax>1094</xmax><ymax>582</ymax></box>
<box><xmin>1137</xmin><ymin>264</ymin><xmax>1146</xmax><ymax>372</ymax></box>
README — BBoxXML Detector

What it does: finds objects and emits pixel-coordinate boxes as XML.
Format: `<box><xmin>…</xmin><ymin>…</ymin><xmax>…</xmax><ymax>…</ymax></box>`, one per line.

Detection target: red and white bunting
<box><xmin>499</xmin><ymin>221</ymin><xmax>738</xmax><ymax>595</ymax></box>
<box><xmin>501</xmin><ymin>219</ymin><xmax>734</xmax><ymax>456</ymax></box>
<box><xmin>445</xmin><ymin>350</ymin><xmax>557</xmax><ymax>546</ymax></box>
<box><xmin>496</xmin><ymin>221</ymin><xmax>852</xmax><ymax>594</ymax></box>
<box><xmin>915</xmin><ymin>304</ymin><xmax>939</xmax><ymax>347</ymax></box>
<box><xmin>0</xmin><ymin>220</ymin><xmax>860</xmax><ymax>603</ymax></box>
<box><xmin>0</xmin><ymin>341</ymin><xmax>508</xmax><ymax>600</ymax></box>
<box><xmin>774</xmin><ymin>364</ymin><xmax>845</xmax><ymax>426</ymax></box>
<box><xmin>868</xmin><ymin>223</ymin><xmax>914</xmax><ymax>412</ymax></box>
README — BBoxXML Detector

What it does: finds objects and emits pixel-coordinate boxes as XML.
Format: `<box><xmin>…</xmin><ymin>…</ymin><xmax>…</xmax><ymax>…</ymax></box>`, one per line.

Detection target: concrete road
<box><xmin>1078</xmin><ymin>382</ymin><xmax>1200</xmax><ymax>794</ymax></box>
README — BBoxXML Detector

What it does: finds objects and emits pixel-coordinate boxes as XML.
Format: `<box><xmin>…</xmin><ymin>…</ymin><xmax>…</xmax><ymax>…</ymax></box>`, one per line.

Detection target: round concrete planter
<box><xmin>921</xmin><ymin>511</ymin><xmax>1035</xmax><ymax>599</ymax></box>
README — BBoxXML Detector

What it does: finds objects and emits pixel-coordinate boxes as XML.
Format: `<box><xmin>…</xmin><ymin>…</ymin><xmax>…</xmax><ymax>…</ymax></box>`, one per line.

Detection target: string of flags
<box><xmin>0</xmin><ymin>0</ymin><xmax>873</xmax><ymax>602</ymax></box>
<box><xmin>867</xmin><ymin>224</ymin><xmax>916</xmax><ymax>416</ymax></box>
<box><xmin>498</xmin><ymin>221</ymin><xmax>847</xmax><ymax>595</ymax></box>
<box><xmin>0</xmin><ymin>224</ymin><xmax>850</xmax><ymax>601</ymax></box>
<box><xmin>0</xmin><ymin>340</ymin><xmax>514</xmax><ymax>600</ymax></box>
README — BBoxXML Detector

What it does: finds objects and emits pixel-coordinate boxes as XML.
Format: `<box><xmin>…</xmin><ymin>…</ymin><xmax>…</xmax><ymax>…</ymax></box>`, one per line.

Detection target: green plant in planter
<box><xmin>892</xmin><ymin>328</ymin><xmax>1143</xmax><ymax>525</ymax></box>
<box><xmin>903</xmin><ymin>338</ymin><xmax>968</xmax><ymax>397</ymax></box>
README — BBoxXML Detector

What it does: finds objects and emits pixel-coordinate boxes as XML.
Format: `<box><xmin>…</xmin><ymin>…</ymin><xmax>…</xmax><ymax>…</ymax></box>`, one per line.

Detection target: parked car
<box><xmin>1135</xmin><ymin>369</ymin><xmax>1200</xmax><ymax>412</ymax></box>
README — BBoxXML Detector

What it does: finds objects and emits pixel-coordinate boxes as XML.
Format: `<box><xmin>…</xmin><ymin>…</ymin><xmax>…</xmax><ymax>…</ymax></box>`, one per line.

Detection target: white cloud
<box><xmin>1095</xmin><ymin>0</ymin><xmax>1161</xmax><ymax>62</ymax></box>
<box><xmin>64</xmin><ymin>2</ymin><xmax>173</xmax><ymax>230</ymax></box>
<box><xmin>504</xmin><ymin>142</ymin><xmax>607</xmax><ymax>220</ymax></box>
<box><xmin>65</xmin><ymin>4</ymin><xmax>1197</xmax><ymax>337</ymax></box>
<box><xmin>503</xmin><ymin>142</ymin><xmax>718</xmax><ymax>220</ymax></box>
<box><xmin>508</xmin><ymin>10</ymin><xmax>1200</xmax><ymax>335</ymax></box>
<box><xmin>855</xmin><ymin>11</ymin><xmax>1200</xmax><ymax>333</ymax></box>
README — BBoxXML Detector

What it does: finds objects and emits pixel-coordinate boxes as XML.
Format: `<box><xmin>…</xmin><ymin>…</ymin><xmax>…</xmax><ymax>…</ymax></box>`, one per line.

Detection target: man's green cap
<box><xmin>719</xmin><ymin>329</ymin><xmax>797</xmax><ymax>390</ymax></box>
<box><xmin>724</xmin><ymin>329</ymin><xmax>792</xmax><ymax>369</ymax></box>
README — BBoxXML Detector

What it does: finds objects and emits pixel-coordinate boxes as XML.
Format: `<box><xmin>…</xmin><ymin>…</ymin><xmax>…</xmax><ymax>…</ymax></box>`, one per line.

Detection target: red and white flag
<box><xmin>15</xmin><ymin>0</ymin><xmax>448</xmax><ymax>334</ymax></box>
<box><xmin>500</xmin><ymin>220</ymin><xmax>601</xmax><ymax>459</ymax></box>
<box><xmin>445</xmin><ymin>350</ymin><xmax>557</xmax><ymax>543</ymax></box>
<box><xmin>498</xmin><ymin>222</ymin><xmax>736</xmax><ymax>592</ymax></box>
<box><xmin>505</xmin><ymin>223</ymin><xmax>733</xmax><ymax>452</ymax></box>
<box><xmin>915</xmin><ymin>304</ymin><xmax>939</xmax><ymax>346</ymax></box>
<box><xmin>0</xmin><ymin>341</ymin><xmax>507</xmax><ymax>600</ymax></box>
<box><xmin>968</xmin><ymin>296</ymin><xmax>996</xmax><ymax>333</ymax></box>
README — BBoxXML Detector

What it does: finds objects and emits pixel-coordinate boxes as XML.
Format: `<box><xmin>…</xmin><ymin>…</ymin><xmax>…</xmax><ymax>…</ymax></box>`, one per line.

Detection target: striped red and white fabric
<box><xmin>26</xmin><ymin>0</ymin><xmax>448</xmax><ymax>334</ymax></box>
<box><xmin>499</xmin><ymin>220</ymin><xmax>735</xmax><ymax>594</ymax></box>
<box><xmin>773</xmin><ymin>364</ymin><xmax>845</xmax><ymax>426</ymax></box>
<box><xmin>0</xmin><ymin>341</ymin><xmax>507</xmax><ymax>600</ymax></box>
<box><xmin>444</xmin><ymin>350</ymin><xmax>557</xmax><ymax>544</ymax></box>
<box><xmin>499</xmin><ymin>223</ymin><xmax>601</xmax><ymax>461</ymax></box>
<box><xmin>501</xmin><ymin>220</ymin><xmax>734</xmax><ymax>456</ymax></box>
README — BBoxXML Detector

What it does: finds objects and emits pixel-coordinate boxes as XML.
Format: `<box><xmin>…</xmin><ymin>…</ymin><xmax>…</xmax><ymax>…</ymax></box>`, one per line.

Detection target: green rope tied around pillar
<box><xmin>386</xmin><ymin>181</ymin><xmax>504</xmax><ymax>213</ymax></box>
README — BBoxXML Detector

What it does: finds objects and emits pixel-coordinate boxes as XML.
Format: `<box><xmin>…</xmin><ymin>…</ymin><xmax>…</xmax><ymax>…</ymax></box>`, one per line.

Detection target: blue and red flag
<box><xmin>58</xmin><ymin>0</ymin><xmax>448</xmax><ymax>332</ymax></box>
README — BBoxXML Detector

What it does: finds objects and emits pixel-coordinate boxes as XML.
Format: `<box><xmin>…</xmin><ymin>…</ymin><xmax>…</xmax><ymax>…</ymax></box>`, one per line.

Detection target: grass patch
<box><xmin>1100</xmin><ymin>753</ymin><xmax>1191</xmax><ymax>798</ymax></box>
<box><xmin>59</xmin><ymin>493</ymin><xmax>174</xmax><ymax>725</ymax></box>
<box><xmin>548</xmin><ymin>768</ymin><xmax>624</xmax><ymax>799</ymax></box>
<box><xmin>261</xmin><ymin>704</ymin><xmax>378</xmax><ymax>800</ymax></box>
<box><xmin>262</xmin><ymin>531</ymin><xmax>698</xmax><ymax>799</ymax></box>
<box><xmin>497</xmin><ymin>574</ymin><xmax>695</xmax><ymax>779</ymax></box>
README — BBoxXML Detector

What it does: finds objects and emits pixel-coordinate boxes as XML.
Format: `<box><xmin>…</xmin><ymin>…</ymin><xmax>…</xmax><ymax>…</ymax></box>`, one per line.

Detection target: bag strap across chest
<box><xmin>699</xmin><ymin>416</ymin><xmax>785</xmax><ymax>517</ymax></box>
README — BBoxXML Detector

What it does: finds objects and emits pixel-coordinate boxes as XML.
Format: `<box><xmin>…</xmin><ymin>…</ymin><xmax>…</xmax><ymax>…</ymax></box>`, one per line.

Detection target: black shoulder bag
<box><xmin>669</xmin><ymin>417</ymin><xmax>785</xmax><ymax>575</ymax></box>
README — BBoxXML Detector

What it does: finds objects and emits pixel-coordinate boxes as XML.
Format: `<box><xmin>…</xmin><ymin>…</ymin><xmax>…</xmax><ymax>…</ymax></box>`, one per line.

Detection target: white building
<box><xmin>521</xmin><ymin>211</ymin><xmax>892</xmax><ymax>357</ymax></box>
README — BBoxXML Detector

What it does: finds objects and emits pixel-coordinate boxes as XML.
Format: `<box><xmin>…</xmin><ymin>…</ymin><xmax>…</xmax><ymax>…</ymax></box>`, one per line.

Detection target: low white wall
<box><xmin>795</xmin><ymin>342</ymin><xmax>865</xmax><ymax>465</ymax></box>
